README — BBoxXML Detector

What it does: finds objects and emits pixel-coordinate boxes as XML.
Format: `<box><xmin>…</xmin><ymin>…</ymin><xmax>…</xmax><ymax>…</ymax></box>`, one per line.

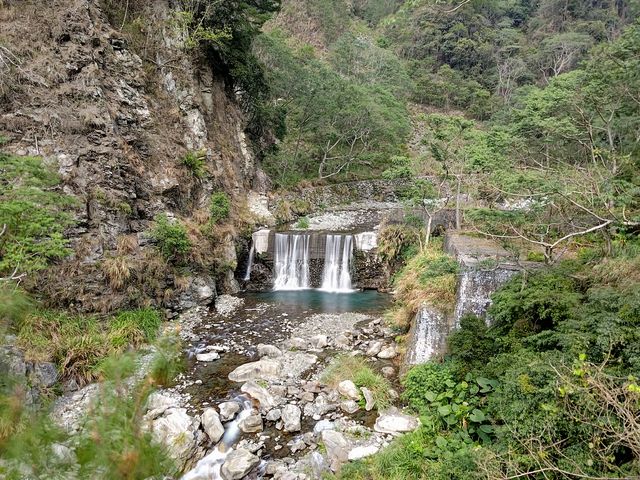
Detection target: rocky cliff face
<box><xmin>0</xmin><ymin>0</ymin><xmax>267</xmax><ymax>313</ymax></box>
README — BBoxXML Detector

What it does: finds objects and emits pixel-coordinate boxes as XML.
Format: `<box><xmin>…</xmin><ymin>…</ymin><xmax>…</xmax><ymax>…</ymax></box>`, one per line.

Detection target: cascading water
<box><xmin>320</xmin><ymin>234</ymin><xmax>354</xmax><ymax>293</ymax></box>
<box><xmin>181</xmin><ymin>397</ymin><xmax>254</xmax><ymax>480</ymax></box>
<box><xmin>453</xmin><ymin>267</ymin><xmax>518</xmax><ymax>327</ymax></box>
<box><xmin>243</xmin><ymin>244</ymin><xmax>255</xmax><ymax>281</ymax></box>
<box><xmin>405</xmin><ymin>306</ymin><xmax>449</xmax><ymax>364</ymax></box>
<box><xmin>273</xmin><ymin>233</ymin><xmax>311</xmax><ymax>290</ymax></box>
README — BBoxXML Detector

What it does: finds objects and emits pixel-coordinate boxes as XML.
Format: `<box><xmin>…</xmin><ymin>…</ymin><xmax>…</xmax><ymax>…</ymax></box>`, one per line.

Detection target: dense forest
<box><xmin>1</xmin><ymin>0</ymin><xmax>639</xmax><ymax>478</ymax></box>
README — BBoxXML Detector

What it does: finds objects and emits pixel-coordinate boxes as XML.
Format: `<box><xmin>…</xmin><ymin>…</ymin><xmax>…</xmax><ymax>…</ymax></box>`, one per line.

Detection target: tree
<box><xmin>466</xmin><ymin>23</ymin><xmax>640</xmax><ymax>263</ymax></box>
<box><xmin>0</xmin><ymin>152</ymin><xmax>75</xmax><ymax>282</ymax></box>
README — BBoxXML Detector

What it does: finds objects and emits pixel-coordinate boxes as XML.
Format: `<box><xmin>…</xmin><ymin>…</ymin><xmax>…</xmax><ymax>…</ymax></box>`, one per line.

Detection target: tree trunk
<box><xmin>455</xmin><ymin>175</ymin><xmax>462</xmax><ymax>230</ymax></box>
<box><xmin>425</xmin><ymin>215</ymin><xmax>433</xmax><ymax>248</ymax></box>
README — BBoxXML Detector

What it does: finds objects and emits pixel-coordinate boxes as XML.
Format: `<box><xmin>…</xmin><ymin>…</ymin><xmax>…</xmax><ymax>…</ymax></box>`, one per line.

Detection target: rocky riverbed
<box><xmin>146</xmin><ymin>291</ymin><xmax>420</xmax><ymax>479</ymax></box>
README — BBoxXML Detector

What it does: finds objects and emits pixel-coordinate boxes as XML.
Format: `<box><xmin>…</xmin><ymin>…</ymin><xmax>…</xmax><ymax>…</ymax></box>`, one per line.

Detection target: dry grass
<box><xmin>116</xmin><ymin>234</ymin><xmax>138</xmax><ymax>254</ymax></box>
<box><xmin>102</xmin><ymin>256</ymin><xmax>132</xmax><ymax>290</ymax></box>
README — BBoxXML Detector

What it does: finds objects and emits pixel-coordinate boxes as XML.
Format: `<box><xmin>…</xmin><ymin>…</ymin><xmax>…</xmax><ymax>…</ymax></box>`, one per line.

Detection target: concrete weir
<box><xmin>405</xmin><ymin>232</ymin><xmax>537</xmax><ymax>366</ymax></box>
<box><xmin>239</xmin><ymin>229</ymin><xmax>383</xmax><ymax>291</ymax></box>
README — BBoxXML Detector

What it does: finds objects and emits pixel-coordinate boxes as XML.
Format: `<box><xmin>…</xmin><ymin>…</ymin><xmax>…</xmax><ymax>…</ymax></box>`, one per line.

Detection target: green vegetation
<box><xmin>0</xmin><ymin>348</ymin><xmax>179</xmax><ymax>479</ymax></box>
<box><xmin>345</xmin><ymin>239</ymin><xmax>640</xmax><ymax>479</ymax></box>
<box><xmin>14</xmin><ymin>308</ymin><xmax>163</xmax><ymax>385</ymax></box>
<box><xmin>209</xmin><ymin>191</ymin><xmax>231</xmax><ymax>224</ymax></box>
<box><xmin>181</xmin><ymin>150</ymin><xmax>206</xmax><ymax>179</ymax></box>
<box><xmin>149</xmin><ymin>214</ymin><xmax>192</xmax><ymax>262</ymax></box>
<box><xmin>322</xmin><ymin>355</ymin><xmax>392</xmax><ymax>410</ymax></box>
<box><xmin>254</xmin><ymin>22</ymin><xmax>410</xmax><ymax>185</ymax></box>
<box><xmin>295</xmin><ymin>216</ymin><xmax>310</xmax><ymax>229</ymax></box>
<box><xmin>0</xmin><ymin>152</ymin><xmax>75</xmax><ymax>279</ymax></box>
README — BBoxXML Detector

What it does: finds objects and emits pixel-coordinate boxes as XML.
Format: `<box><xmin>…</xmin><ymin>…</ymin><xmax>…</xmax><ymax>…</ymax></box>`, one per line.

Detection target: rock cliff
<box><xmin>0</xmin><ymin>0</ymin><xmax>267</xmax><ymax>313</ymax></box>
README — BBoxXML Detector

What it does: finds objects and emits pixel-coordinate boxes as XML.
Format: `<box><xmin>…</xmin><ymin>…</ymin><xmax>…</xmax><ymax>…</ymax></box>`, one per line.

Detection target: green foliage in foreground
<box><xmin>0</xmin><ymin>347</ymin><xmax>179</xmax><ymax>479</ymax></box>
<box><xmin>0</xmin><ymin>152</ymin><xmax>75</xmax><ymax>278</ymax></box>
<box><xmin>344</xmin><ymin>240</ymin><xmax>640</xmax><ymax>479</ymax></box>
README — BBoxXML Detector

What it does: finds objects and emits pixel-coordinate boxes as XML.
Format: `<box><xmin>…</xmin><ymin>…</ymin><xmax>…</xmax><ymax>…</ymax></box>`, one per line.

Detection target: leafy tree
<box><xmin>0</xmin><ymin>153</ymin><xmax>75</xmax><ymax>281</ymax></box>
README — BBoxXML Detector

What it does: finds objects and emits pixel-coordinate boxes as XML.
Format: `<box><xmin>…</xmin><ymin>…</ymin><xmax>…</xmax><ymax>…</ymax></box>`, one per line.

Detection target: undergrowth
<box><xmin>322</xmin><ymin>355</ymin><xmax>392</xmax><ymax>410</ymax></box>
<box><xmin>15</xmin><ymin>308</ymin><xmax>163</xmax><ymax>386</ymax></box>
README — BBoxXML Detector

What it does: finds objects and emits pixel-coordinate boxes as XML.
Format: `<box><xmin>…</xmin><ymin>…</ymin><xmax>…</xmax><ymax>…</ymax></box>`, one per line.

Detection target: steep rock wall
<box><xmin>0</xmin><ymin>0</ymin><xmax>265</xmax><ymax>313</ymax></box>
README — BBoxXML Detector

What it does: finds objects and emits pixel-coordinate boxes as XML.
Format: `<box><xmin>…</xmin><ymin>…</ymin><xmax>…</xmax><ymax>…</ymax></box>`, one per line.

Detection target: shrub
<box><xmin>402</xmin><ymin>362</ymin><xmax>455</xmax><ymax>413</ymax></box>
<box><xmin>181</xmin><ymin>150</ymin><xmax>206</xmax><ymax>178</ymax></box>
<box><xmin>447</xmin><ymin>315</ymin><xmax>494</xmax><ymax>374</ymax></box>
<box><xmin>296</xmin><ymin>216</ymin><xmax>310</xmax><ymax>229</ymax></box>
<box><xmin>0</xmin><ymin>153</ymin><xmax>75</xmax><ymax>277</ymax></box>
<box><xmin>209</xmin><ymin>191</ymin><xmax>231</xmax><ymax>224</ymax></box>
<box><xmin>150</xmin><ymin>214</ymin><xmax>192</xmax><ymax>262</ymax></box>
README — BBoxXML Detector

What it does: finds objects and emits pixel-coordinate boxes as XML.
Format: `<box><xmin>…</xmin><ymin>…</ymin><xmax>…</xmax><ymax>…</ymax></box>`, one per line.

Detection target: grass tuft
<box><xmin>322</xmin><ymin>355</ymin><xmax>392</xmax><ymax>410</ymax></box>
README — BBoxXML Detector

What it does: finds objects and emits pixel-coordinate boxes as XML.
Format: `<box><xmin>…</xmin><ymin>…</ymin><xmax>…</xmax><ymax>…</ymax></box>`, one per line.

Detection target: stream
<box><xmin>173</xmin><ymin>288</ymin><xmax>398</xmax><ymax>480</ymax></box>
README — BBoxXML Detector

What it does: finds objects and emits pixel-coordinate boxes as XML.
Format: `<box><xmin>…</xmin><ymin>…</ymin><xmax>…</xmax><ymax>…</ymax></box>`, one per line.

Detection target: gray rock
<box><xmin>257</xmin><ymin>344</ymin><xmax>282</xmax><ymax>358</ymax></box>
<box><xmin>281</xmin><ymin>404</ymin><xmax>302</xmax><ymax>432</ymax></box>
<box><xmin>313</xmin><ymin>419</ymin><xmax>335</xmax><ymax>434</ymax></box>
<box><xmin>32</xmin><ymin>362</ymin><xmax>58</xmax><ymax>388</ymax></box>
<box><xmin>374</xmin><ymin>408</ymin><xmax>420</xmax><ymax>435</ymax></box>
<box><xmin>51</xmin><ymin>443</ymin><xmax>75</xmax><ymax>464</ymax></box>
<box><xmin>334</xmin><ymin>334</ymin><xmax>351</xmax><ymax>348</ymax></box>
<box><xmin>361</xmin><ymin>387</ymin><xmax>375</xmax><ymax>411</ymax></box>
<box><xmin>366</xmin><ymin>341</ymin><xmax>383</xmax><ymax>357</ymax></box>
<box><xmin>377</xmin><ymin>346</ymin><xmax>397</xmax><ymax>359</ymax></box>
<box><xmin>266</xmin><ymin>408</ymin><xmax>282</xmax><ymax>421</ymax></box>
<box><xmin>288</xmin><ymin>337</ymin><xmax>308</xmax><ymax>350</ymax></box>
<box><xmin>196</xmin><ymin>352</ymin><xmax>220</xmax><ymax>362</ymax></box>
<box><xmin>151</xmin><ymin>408</ymin><xmax>199</xmax><ymax>466</ymax></box>
<box><xmin>337</xmin><ymin>380</ymin><xmax>360</xmax><ymax>400</ymax></box>
<box><xmin>299</xmin><ymin>391</ymin><xmax>314</xmax><ymax>403</ymax></box>
<box><xmin>201</xmin><ymin>408</ymin><xmax>224</xmax><ymax>443</ymax></box>
<box><xmin>228</xmin><ymin>359</ymin><xmax>280</xmax><ymax>382</ymax></box>
<box><xmin>241</xmin><ymin>381</ymin><xmax>277</xmax><ymax>410</ymax></box>
<box><xmin>381</xmin><ymin>366</ymin><xmax>395</xmax><ymax>378</ymax></box>
<box><xmin>218</xmin><ymin>401</ymin><xmax>241</xmax><ymax>421</ymax></box>
<box><xmin>311</xmin><ymin>451</ymin><xmax>329</xmax><ymax>477</ymax></box>
<box><xmin>145</xmin><ymin>391</ymin><xmax>180</xmax><ymax>419</ymax></box>
<box><xmin>340</xmin><ymin>400</ymin><xmax>359</xmax><ymax>414</ymax></box>
<box><xmin>239</xmin><ymin>413</ymin><xmax>263</xmax><ymax>433</ymax></box>
<box><xmin>221</xmin><ymin>448</ymin><xmax>260</xmax><ymax>480</ymax></box>
<box><xmin>287</xmin><ymin>437</ymin><xmax>306</xmax><ymax>453</ymax></box>
<box><xmin>321</xmin><ymin>430</ymin><xmax>349</xmax><ymax>471</ymax></box>
<box><xmin>310</xmin><ymin>334</ymin><xmax>328</xmax><ymax>349</ymax></box>
<box><xmin>348</xmin><ymin>445</ymin><xmax>379</xmax><ymax>461</ymax></box>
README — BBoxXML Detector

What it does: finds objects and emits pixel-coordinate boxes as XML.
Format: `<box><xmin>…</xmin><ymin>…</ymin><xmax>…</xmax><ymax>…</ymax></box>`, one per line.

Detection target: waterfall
<box><xmin>243</xmin><ymin>244</ymin><xmax>255</xmax><ymax>281</ymax></box>
<box><xmin>320</xmin><ymin>234</ymin><xmax>354</xmax><ymax>293</ymax></box>
<box><xmin>454</xmin><ymin>267</ymin><xmax>518</xmax><ymax>327</ymax></box>
<box><xmin>273</xmin><ymin>233</ymin><xmax>311</xmax><ymax>290</ymax></box>
<box><xmin>405</xmin><ymin>306</ymin><xmax>449</xmax><ymax>364</ymax></box>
